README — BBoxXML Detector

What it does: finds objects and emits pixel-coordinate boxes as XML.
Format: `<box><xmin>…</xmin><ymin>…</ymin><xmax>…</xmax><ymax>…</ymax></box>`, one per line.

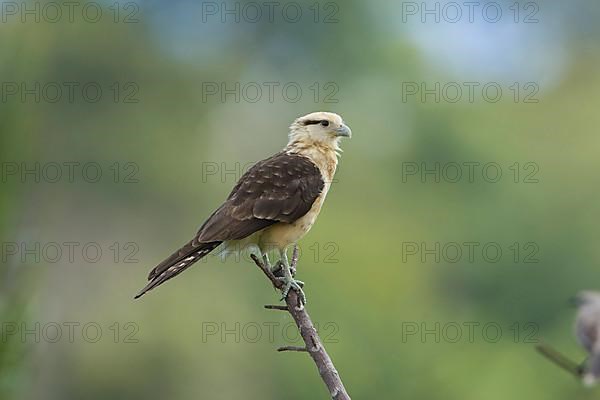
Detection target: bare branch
<box><xmin>251</xmin><ymin>246</ymin><xmax>351</xmax><ymax>400</ymax></box>
<box><xmin>535</xmin><ymin>342</ymin><xmax>584</xmax><ymax>378</ymax></box>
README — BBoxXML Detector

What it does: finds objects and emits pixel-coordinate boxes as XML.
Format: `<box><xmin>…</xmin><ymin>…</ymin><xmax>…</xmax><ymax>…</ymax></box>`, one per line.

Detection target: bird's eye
<box><xmin>320</xmin><ymin>120</ymin><xmax>329</xmax><ymax>127</ymax></box>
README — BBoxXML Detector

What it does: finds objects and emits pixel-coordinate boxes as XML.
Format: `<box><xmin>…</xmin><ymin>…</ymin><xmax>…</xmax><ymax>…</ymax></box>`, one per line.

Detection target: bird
<box><xmin>572</xmin><ymin>290</ymin><xmax>600</xmax><ymax>386</ymax></box>
<box><xmin>134</xmin><ymin>111</ymin><xmax>351</xmax><ymax>303</ymax></box>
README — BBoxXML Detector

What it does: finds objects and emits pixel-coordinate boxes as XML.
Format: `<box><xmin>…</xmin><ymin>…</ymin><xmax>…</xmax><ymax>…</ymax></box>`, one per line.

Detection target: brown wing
<box><xmin>196</xmin><ymin>151</ymin><xmax>324</xmax><ymax>241</ymax></box>
<box><xmin>135</xmin><ymin>151</ymin><xmax>324</xmax><ymax>298</ymax></box>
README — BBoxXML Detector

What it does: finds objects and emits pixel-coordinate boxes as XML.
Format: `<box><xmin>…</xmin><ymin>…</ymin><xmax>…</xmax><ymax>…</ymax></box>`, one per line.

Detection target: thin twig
<box><xmin>278</xmin><ymin>346</ymin><xmax>308</xmax><ymax>352</ymax></box>
<box><xmin>251</xmin><ymin>246</ymin><xmax>351</xmax><ymax>400</ymax></box>
<box><xmin>535</xmin><ymin>342</ymin><xmax>584</xmax><ymax>378</ymax></box>
<box><xmin>264</xmin><ymin>305</ymin><xmax>289</xmax><ymax>311</ymax></box>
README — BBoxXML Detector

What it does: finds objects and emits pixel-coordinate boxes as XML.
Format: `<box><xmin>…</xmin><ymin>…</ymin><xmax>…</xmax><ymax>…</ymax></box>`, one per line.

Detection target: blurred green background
<box><xmin>2</xmin><ymin>0</ymin><xmax>600</xmax><ymax>398</ymax></box>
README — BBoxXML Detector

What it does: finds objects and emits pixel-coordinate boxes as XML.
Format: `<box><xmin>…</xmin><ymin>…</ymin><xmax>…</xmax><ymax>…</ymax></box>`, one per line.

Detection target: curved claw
<box><xmin>277</xmin><ymin>277</ymin><xmax>306</xmax><ymax>305</ymax></box>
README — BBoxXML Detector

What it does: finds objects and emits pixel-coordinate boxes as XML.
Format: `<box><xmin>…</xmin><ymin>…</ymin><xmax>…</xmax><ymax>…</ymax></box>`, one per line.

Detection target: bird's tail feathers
<box><xmin>134</xmin><ymin>240</ymin><xmax>221</xmax><ymax>299</ymax></box>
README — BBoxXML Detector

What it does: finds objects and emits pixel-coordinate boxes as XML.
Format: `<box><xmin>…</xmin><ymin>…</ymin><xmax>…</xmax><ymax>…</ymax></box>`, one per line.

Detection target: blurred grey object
<box><xmin>573</xmin><ymin>291</ymin><xmax>600</xmax><ymax>387</ymax></box>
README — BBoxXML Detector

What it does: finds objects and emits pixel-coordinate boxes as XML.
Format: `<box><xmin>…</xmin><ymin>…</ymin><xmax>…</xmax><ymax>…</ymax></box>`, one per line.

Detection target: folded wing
<box><xmin>135</xmin><ymin>151</ymin><xmax>324</xmax><ymax>298</ymax></box>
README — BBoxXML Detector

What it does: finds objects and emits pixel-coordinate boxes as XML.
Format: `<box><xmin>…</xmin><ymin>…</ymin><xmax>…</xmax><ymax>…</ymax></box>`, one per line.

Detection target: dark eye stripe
<box><xmin>302</xmin><ymin>120</ymin><xmax>323</xmax><ymax>126</ymax></box>
<box><xmin>303</xmin><ymin>120</ymin><xmax>332</xmax><ymax>126</ymax></box>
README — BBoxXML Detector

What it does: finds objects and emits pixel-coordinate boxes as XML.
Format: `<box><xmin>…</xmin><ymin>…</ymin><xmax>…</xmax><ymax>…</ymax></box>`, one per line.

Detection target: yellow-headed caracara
<box><xmin>135</xmin><ymin>112</ymin><xmax>351</xmax><ymax>303</ymax></box>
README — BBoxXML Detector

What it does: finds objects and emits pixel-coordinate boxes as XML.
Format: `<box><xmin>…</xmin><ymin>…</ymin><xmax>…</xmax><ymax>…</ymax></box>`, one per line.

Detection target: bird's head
<box><xmin>288</xmin><ymin>112</ymin><xmax>351</xmax><ymax>151</ymax></box>
<box><xmin>570</xmin><ymin>291</ymin><xmax>600</xmax><ymax>308</ymax></box>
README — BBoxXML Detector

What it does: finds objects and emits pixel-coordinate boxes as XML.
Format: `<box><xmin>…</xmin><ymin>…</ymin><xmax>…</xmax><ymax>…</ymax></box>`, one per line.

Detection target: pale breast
<box><xmin>237</xmin><ymin>143</ymin><xmax>338</xmax><ymax>252</ymax></box>
<box><xmin>258</xmin><ymin>181</ymin><xmax>331</xmax><ymax>251</ymax></box>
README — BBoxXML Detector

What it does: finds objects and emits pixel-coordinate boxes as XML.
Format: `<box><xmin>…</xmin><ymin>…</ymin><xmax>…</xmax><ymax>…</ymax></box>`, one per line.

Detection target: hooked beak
<box><xmin>335</xmin><ymin>123</ymin><xmax>352</xmax><ymax>138</ymax></box>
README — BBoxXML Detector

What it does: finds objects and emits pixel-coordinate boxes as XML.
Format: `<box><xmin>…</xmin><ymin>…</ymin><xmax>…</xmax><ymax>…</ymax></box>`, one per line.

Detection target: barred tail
<box><xmin>134</xmin><ymin>241</ymin><xmax>221</xmax><ymax>299</ymax></box>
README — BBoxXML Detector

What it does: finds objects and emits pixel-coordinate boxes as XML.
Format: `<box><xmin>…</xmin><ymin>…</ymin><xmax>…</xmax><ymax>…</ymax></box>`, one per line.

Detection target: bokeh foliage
<box><xmin>1</xmin><ymin>0</ymin><xmax>600</xmax><ymax>399</ymax></box>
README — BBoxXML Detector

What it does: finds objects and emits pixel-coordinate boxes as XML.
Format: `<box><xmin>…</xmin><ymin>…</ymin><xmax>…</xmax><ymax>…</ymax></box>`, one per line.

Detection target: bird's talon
<box><xmin>279</xmin><ymin>279</ymin><xmax>306</xmax><ymax>305</ymax></box>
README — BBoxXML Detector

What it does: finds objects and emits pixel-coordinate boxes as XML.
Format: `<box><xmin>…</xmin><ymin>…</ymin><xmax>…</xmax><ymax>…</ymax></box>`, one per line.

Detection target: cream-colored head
<box><xmin>287</xmin><ymin>112</ymin><xmax>351</xmax><ymax>151</ymax></box>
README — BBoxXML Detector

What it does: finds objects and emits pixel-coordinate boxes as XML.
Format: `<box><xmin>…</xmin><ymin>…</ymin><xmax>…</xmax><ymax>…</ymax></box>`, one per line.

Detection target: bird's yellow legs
<box><xmin>276</xmin><ymin>248</ymin><xmax>306</xmax><ymax>305</ymax></box>
<box><xmin>249</xmin><ymin>245</ymin><xmax>306</xmax><ymax>305</ymax></box>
